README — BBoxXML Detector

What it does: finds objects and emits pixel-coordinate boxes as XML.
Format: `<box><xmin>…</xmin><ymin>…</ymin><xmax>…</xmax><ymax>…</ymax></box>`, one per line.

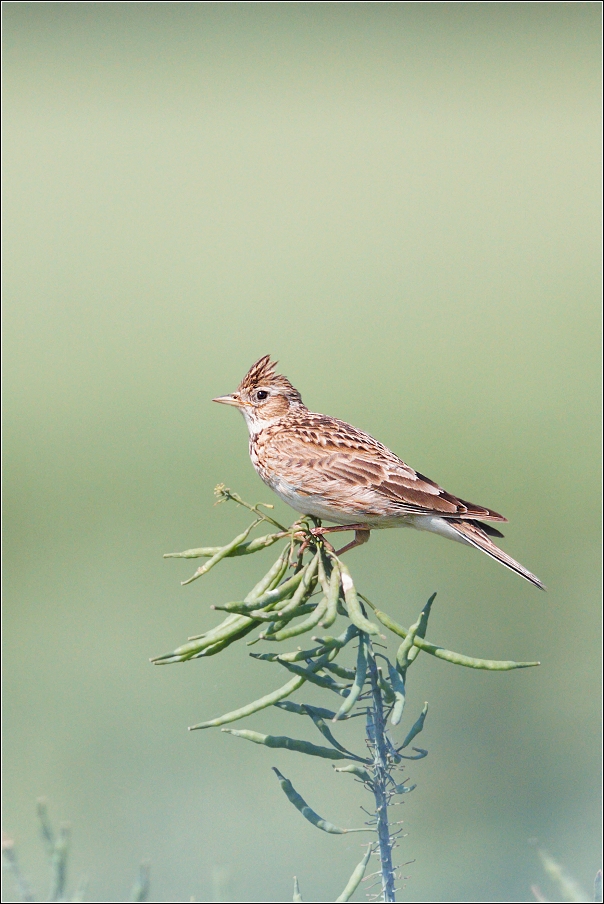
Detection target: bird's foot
<box><xmin>309</xmin><ymin>524</ymin><xmax>371</xmax><ymax>556</ymax></box>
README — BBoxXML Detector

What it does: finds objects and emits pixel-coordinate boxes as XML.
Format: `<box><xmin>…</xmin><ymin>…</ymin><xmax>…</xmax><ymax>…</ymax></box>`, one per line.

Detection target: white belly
<box><xmin>267</xmin><ymin>476</ymin><xmax>416</xmax><ymax>528</ymax></box>
<box><xmin>266</xmin><ymin>475</ymin><xmax>471</xmax><ymax>542</ymax></box>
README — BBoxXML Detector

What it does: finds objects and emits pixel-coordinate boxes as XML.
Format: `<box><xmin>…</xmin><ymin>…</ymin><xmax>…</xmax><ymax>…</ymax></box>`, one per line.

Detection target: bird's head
<box><xmin>213</xmin><ymin>355</ymin><xmax>305</xmax><ymax>432</ymax></box>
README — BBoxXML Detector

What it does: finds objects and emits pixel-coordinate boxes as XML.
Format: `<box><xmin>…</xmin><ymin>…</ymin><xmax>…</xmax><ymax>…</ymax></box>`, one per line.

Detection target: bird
<box><xmin>213</xmin><ymin>355</ymin><xmax>545</xmax><ymax>589</ymax></box>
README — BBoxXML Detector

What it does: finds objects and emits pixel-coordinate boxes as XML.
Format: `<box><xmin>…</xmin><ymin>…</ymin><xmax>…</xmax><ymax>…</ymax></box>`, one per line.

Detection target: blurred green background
<box><xmin>2</xmin><ymin>3</ymin><xmax>601</xmax><ymax>902</ymax></box>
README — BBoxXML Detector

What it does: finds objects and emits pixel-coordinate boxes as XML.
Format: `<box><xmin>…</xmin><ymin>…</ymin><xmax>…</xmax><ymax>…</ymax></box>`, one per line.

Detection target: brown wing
<box><xmin>261</xmin><ymin>413</ymin><xmax>507</xmax><ymax>522</ymax></box>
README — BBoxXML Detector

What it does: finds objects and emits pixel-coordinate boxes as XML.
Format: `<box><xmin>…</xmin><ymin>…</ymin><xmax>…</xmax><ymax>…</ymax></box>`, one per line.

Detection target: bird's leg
<box><xmin>335</xmin><ymin>529</ymin><xmax>371</xmax><ymax>556</ymax></box>
<box><xmin>310</xmin><ymin>523</ymin><xmax>371</xmax><ymax>556</ymax></box>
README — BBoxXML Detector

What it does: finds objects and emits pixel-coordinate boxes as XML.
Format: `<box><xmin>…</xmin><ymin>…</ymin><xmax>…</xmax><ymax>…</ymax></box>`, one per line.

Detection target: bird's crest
<box><xmin>237</xmin><ymin>355</ymin><xmax>303</xmax><ymax>404</ymax></box>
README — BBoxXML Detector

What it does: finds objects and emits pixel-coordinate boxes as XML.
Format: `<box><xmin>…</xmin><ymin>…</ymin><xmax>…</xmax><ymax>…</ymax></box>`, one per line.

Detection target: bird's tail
<box><xmin>449</xmin><ymin>519</ymin><xmax>546</xmax><ymax>590</ymax></box>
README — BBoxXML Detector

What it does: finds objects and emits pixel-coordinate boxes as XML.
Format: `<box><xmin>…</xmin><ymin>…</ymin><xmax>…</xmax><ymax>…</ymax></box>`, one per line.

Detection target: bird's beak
<box><xmin>212</xmin><ymin>393</ymin><xmax>244</xmax><ymax>407</ymax></box>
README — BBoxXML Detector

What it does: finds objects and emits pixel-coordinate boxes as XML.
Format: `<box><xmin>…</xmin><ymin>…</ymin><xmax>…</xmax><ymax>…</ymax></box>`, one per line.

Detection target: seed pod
<box><xmin>278</xmin><ymin>552</ymin><xmax>320</xmax><ymax>615</ymax></box>
<box><xmin>293</xmin><ymin>876</ymin><xmax>303</xmax><ymax>903</ymax></box>
<box><xmin>323</xmin><ymin>662</ymin><xmax>356</xmax><ymax>680</ymax></box>
<box><xmin>334</xmin><ymin>764</ymin><xmax>374</xmax><ymax>784</ymax></box>
<box><xmin>335</xmin><ymin>844</ymin><xmax>373</xmax><ymax>902</ymax></box>
<box><xmin>400</xmin><ymin>702</ymin><xmax>429</xmax><ymax>749</ymax></box>
<box><xmin>406</xmin><ymin>592</ymin><xmax>436</xmax><ymax>664</ymax></box>
<box><xmin>151</xmin><ymin>612</ymin><xmax>259</xmax><ymax>663</ymax></box>
<box><xmin>246</xmin><ymin>545</ymin><xmax>290</xmax><ymax>601</ymax></box>
<box><xmin>214</xmin><ymin>567</ymin><xmax>308</xmax><ymax>614</ymax></box>
<box><xmin>387</xmin><ymin>660</ymin><xmax>406</xmax><ymax>726</ymax></box>
<box><xmin>180</xmin><ymin>520</ymin><xmax>262</xmax><ymax>584</ymax></box>
<box><xmin>311</xmin><ymin>624</ymin><xmax>359</xmax><ymax>650</ymax></box>
<box><xmin>336</xmin><ymin>561</ymin><xmax>381</xmax><ymax>636</ymax></box>
<box><xmin>277</xmin><ymin>657</ymin><xmax>349</xmax><ymax>695</ymax></box>
<box><xmin>333</xmin><ymin>633</ymin><xmax>368</xmax><ymax>721</ymax></box>
<box><xmin>275</xmin><ymin>700</ymin><xmax>339</xmax><ymax>720</ymax></box>
<box><xmin>164</xmin><ymin>531</ymin><xmax>285</xmax><ymax>560</ymax></box>
<box><xmin>319</xmin><ymin>554</ymin><xmax>341</xmax><ymax>629</ymax></box>
<box><xmin>263</xmin><ymin>596</ymin><xmax>328</xmax><ymax>642</ymax></box>
<box><xmin>188</xmin><ymin>675</ymin><xmax>306</xmax><ymax>730</ymax></box>
<box><xmin>272</xmin><ymin>768</ymin><xmax>373</xmax><ymax>834</ymax></box>
<box><xmin>397</xmin><ymin>594</ymin><xmax>437</xmax><ymax>673</ymax></box>
<box><xmin>223</xmin><ymin>728</ymin><xmax>350</xmax><ymax>760</ymax></box>
<box><xmin>371</xmin><ymin>605</ymin><xmax>539</xmax><ymax>670</ymax></box>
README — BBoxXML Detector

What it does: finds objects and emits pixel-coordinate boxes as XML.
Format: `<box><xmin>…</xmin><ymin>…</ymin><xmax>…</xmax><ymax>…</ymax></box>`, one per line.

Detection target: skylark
<box><xmin>213</xmin><ymin>355</ymin><xmax>544</xmax><ymax>589</ymax></box>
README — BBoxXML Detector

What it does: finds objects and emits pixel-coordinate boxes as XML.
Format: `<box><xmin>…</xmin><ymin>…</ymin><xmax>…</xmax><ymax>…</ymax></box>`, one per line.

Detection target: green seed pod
<box><xmin>263</xmin><ymin>596</ymin><xmax>328</xmax><ymax>642</ymax></box>
<box><xmin>319</xmin><ymin>555</ymin><xmax>341</xmax><ymax>629</ymax></box>
<box><xmin>377</xmin><ymin>667</ymin><xmax>396</xmax><ymax>704</ymax></box>
<box><xmin>164</xmin><ymin>531</ymin><xmax>285</xmax><ymax>560</ymax></box>
<box><xmin>311</xmin><ymin>624</ymin><xmax>359</xmax><ymax>650</ymax></box>
<box><xmin>387</xmin><ymin>660</ymin><xmax>406</xmax><ymax>726</ymax></box>
<box><xmin>334</xmin><ymin>633</ymin><xmax>368</xmax><ymax>721</ymax></box>
<box><xmin>189</xmin><ymin>621</ymin><xmax>259</xmax><ymax>658</ymax></box>
<box><xmin>300</xmin><ymin>708</ymin><xmax>369</xmax><ymax>762</ymax></box>
<box><xmin>272</xmin><ymin>768</ymin><xmax>373</xmax><ymax>834</ymax></box>
<box><xmin>180</xmin><ymin>520</ymin><xmax>262</xmax><ymax>584</ymax></box>
<box><xmin>370</xmin><ymin>605</ymin><xmax>539</xmax><ymax>670</ymax></box>
<box><xmin>245</xmin><ymin>545</ymin><xmax>291</xmax><ymax>601</ymax></box>
<box><xmin>188</xmin><ymin>675</ymin><xmax>306</xmax><ymax>730</ymax></box>
<box><xmin>336</xmin><ymin>561</ymin><xmax>381</xmax><ymax>635</ymax></box>
<box><xmin>223</xmin><ymin>728</ymin><xmax>351</xmax><ymax>760</ymax></box>
<box><xmin>335</xmin><ymin>844</ymin><xmax>373</xmax><ymax>902</ymax></box>
<box><xmin>323</xmin><ymin>662</ymin><xmax>356</xmax><ymax>680</ymax></box>
<box><xmin>215</xmin><ymin>567</ymin><xmax>308</xmax><ymax>614</ymax></box>
<box><xmin>334</xmin><ymin>764</ymin><xmax>374</xmax><ymax>784</ymax></box>
<box><xmin>275</xmin><ymin>700</ymin><xmax>339</xmax><ymax>720</ymax></box>
<box><xmin>278</xmin><ymin>552</ymin><xmax>320</xmax><ymax>615</ymax></box>
<box><xmin>406</xmin><ymin>593</ymin><xmax>436</xmax><ymax>664</ymax></box>
<box><xmin>400</xmin><ymin>702</ymin><xmax>429</xmax><ymax>749</ymax></box>
<box><xmin>277</xmin><ymin>657</ymin><xmax>349</xmax><ymax>695</ymax></box>
<box><xmin>151</xmin><ymin>612</ymin><xmax>258</xmax><ymax>662</ymax></box>
<box><xmin>293</xmin><ymin>876</ymin><xmax>303</xmax><ymax>903</ymax></box>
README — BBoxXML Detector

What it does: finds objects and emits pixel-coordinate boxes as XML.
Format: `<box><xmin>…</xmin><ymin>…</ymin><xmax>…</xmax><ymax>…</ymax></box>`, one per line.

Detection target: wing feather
<box><xmin>261</xmin><ymin>413</ymin><xmax>507</xmax><ymax>522</ymax></box>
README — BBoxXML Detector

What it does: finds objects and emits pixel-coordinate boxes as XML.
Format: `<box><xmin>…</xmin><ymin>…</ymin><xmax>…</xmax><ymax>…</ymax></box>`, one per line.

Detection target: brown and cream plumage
<box><xmin>213</xmin><ymin>355</ymin><xmax>545</xmax><ymax>589</ymax></box>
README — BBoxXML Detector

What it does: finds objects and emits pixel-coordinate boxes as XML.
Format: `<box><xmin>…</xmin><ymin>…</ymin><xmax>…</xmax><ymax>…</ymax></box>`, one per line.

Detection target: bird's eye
<box><xmin>256</xmin><ymin>390</ymin><xmax>269</xmax><ymax>401</ymax></box>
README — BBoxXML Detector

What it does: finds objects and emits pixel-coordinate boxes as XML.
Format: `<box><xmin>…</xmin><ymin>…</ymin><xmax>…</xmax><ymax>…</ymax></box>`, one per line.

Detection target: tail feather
<box><xmin>449</xmin><ymin>519</ymin><xmax>546</xmax><ymax>590</ymax></box>
<box><xmin>471</xmin><ymin>519</ymin><xmax>505</xmax><ymax>539</ymax></box>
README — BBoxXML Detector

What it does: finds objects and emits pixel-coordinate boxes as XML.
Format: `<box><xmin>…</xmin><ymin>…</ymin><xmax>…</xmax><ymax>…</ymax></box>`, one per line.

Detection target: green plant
<box><xmin>1</xmin><ymin>801</ymin><xmax>149</xmax><ymax>903</ymax></box>
<box><xmin>155</xmin><ymin>486</ymin><xmax>540</xmax><ymax>902</ymax></box>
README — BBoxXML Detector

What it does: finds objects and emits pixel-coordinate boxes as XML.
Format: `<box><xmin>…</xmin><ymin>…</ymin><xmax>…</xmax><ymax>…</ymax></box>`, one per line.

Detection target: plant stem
<box><xmin>366</xmin><ymin>644</ymin><xmax>397</xmax><ymax>903</ymax></box>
